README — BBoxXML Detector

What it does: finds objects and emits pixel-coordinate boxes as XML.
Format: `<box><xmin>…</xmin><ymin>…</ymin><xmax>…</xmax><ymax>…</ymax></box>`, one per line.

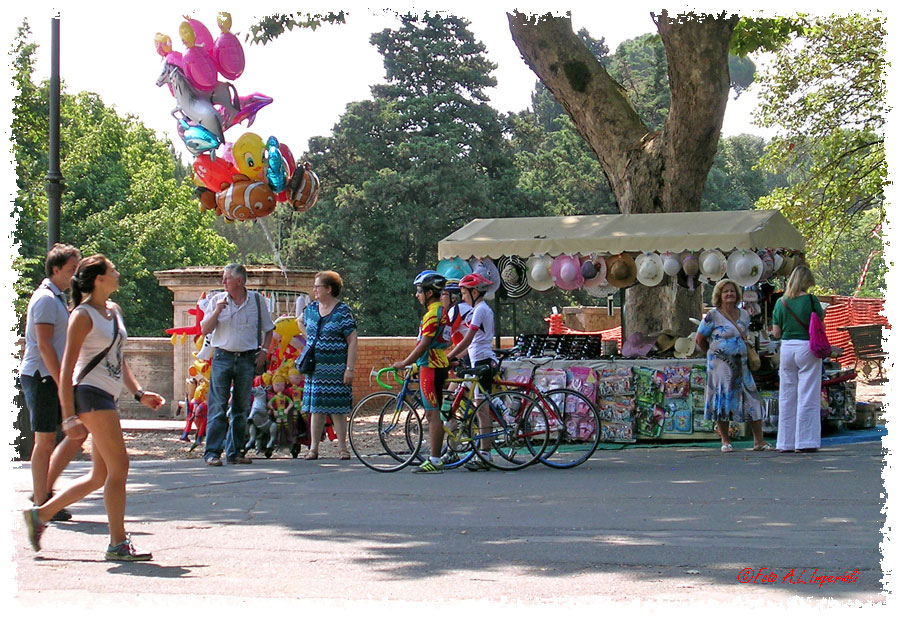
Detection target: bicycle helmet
<box><xmin>413</xmin><ymin>269</ymin><xmax>447</xmax><ymax>292</ymax></box>
<box><xmin>459</xmin><ymin>272</ymin><xmax>493</xmax><ymax>292</ymax></box>
<box><xmin>444</xmin><ymin>278</ymin><xmax>461</xmax><ymax>292</ymax></box>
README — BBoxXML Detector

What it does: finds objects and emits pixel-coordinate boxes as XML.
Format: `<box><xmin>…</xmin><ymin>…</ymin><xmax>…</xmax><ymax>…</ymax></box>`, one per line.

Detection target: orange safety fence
<box><xmin>546</xmin><ymin>313</ymin><xmax>622</xmax><ymax>346</ymax></box>
<box><xmin>824</xmin><ymin>296</ymin><xmax>889</xmax><ymax>368</ymax></box>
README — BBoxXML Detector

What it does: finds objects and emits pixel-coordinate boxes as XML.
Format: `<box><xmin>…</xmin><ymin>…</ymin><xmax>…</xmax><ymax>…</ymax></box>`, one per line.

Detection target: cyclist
<box><xmin>442</xmin><ymin>278</ymin><xmax>472</xmax><ymax>352</ymax></box>
<box><xmin>447</xmin><ymin>272</ymin><xmax>497</xmax><ymax>471</ymax></box>
<box><xmin>392</xmin><ymin>270</ymin><xmax>451</xmax><ymax>473</ymax></box>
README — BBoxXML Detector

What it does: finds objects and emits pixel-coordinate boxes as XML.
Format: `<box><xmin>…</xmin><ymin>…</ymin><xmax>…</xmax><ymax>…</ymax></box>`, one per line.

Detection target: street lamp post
<box><xmin>45</xmin><ymin>16</ymin><xmax>63</xmax><ymax>249</ymax></box>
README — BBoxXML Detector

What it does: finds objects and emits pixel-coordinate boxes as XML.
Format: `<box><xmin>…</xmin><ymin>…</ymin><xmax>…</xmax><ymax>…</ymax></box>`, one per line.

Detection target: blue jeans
<box><xmin>204</xmin><ymin>349</ymin><xmax>254</xmax><ymax>460</ymax></box>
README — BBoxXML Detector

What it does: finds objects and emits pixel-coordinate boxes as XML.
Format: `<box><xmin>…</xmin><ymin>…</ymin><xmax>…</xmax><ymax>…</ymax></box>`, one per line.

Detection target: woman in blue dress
<box><xmin>695</xmin><ymin>278</ymin><xmax>770</xmax><ymax>452</ymax></box>
<box><xmin>300</xmin><ymin>271</ymin><xmax>358</xmax><ymax>460</ymax></box>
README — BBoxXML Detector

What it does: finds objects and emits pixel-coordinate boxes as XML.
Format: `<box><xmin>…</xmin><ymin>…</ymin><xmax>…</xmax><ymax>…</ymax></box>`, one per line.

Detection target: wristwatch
<box><xmin>134</xmin><ymin>389</ymin><xmax>145</xmax><ymax>402</ymax></box>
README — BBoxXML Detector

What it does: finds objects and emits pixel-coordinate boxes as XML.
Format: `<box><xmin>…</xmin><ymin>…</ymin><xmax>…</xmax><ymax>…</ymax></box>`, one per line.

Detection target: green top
<box><xmin>772</xmin><ymin>294</ymin><xmax>825</xmax><ymax>341</ymax></box>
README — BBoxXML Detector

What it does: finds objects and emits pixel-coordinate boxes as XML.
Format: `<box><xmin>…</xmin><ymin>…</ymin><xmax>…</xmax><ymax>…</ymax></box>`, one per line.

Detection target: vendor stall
<box><xmin>435</xmin><ymin>210</ymin><xmax>850</xmax><ymax>443</ymax></box>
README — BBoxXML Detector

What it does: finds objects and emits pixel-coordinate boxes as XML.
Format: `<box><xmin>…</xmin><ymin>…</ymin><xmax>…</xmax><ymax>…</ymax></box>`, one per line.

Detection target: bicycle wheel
<box><xmin>539</xmin><ymin>388</ymin><xmax>602</xmax><ymax>468</ymax></box>
<box><xmin>349</xmin><ymin>392</ymin><xmax>422</xmax><ymax>472</ymax></box>
<box><xmin>467</xmin><ymin>391</ymin><xmax>549</xmax><ymax>471</ymax></box>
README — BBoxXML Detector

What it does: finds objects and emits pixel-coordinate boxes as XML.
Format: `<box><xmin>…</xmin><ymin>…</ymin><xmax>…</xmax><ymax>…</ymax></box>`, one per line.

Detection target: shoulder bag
<box><xmin>296</xmin><ymin>303</ymin><xmax>341</xmax><ymax>375</ymax></box>
<box><xmin>779</xmin><ymin>296</ymin><xmax>831</xmax><ymax>359</ymax></box>
<box><xmin>253</xmin><ymin>292</ymin><xmax>267</xmax><ymax>376</ymax></box>
<box><xmin>718</xmin><ymin>308</ymin><xmax>761</xmax><ymax>371</ymax></box>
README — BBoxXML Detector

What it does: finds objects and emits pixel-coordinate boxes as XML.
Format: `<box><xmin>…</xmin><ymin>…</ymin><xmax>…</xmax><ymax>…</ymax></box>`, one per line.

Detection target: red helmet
<box><xmin>459</xmin><ymin>272</ymin><xmax>493</xmax><ymax>292</ymax></box>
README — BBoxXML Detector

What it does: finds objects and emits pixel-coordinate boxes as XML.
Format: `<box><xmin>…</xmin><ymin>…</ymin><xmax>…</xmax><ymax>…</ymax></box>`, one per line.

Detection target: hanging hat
<box><xmin>775</xmin><ymin>253</ymin><xmax>796</xmax><ymax>277</ymax></box>
<box><xmin>680</xmin><ymin>253</ymin><xmax>699</xmax><ymax>291</ymax></box>
<box><xmin>584</xmin><ymin>283</ymin><xmax>618</xmax><ymax>298</ymax></box>
<box><xmin>654</xmin><ymin>329</ymin><xmax>677</xmax><ymax>353</ymax></box>
<box><xmin>605</xmin><ymin>253</ymin><xmax>637</xmax><ymax>288</ymax></box>
<box><xmin>551</xmin><ymin>254</ymin><xmax>585</xmax><ymax>290</ymax></box>
<box><xmin>772</xmin><ymin>252</ymin><xmax>785</xmax><ymax>276</ymax></box>
<box><xmin>581</xmin><ymin>254</ymin><xmax>608</xmax><ymax>287</ymax></box>
<box><xmin>635</xmin><ymin>252</ymin><xmax>665</xmax><ymax>287</ymax></box>
<box><xmin>662</xmin><ymin>252</ymin><xmax>682</xmax><ymax>277</ymax></box>
<box><xmin>699</xmin><ymin>249</ymin><xmax>727</xmax><ymax>282</ymax></box>
<box><xmin>674</xmin><ymin>335</ymin><xmax>697</xmax><ymax>358</ymax></box>
<box><xmin>758</xmin><ymin>249</ymin><xmax>776</xmax><ymax>282</ymax></box>
<box><xmin>436</xmin><ymin>257</ymin><xmax>472</xmax><ymax>281</ymax></box>
<box><xmin>621</xmin><ymin>331</ymin><xmax>656</xmax><ymax>358</ymax></box>
<box><xmin>469</xmin><ymin>258</ymin><xmax>501</xmax><ymax>299</ymax></box>
<box><xmin>525</xmin><ymin>254</ymin><xmax>555</xmax><ymax>291</ymax></box>
<box><xmin>496</xmin><ymin>256</ymin><xmax>530</xmax><ymax>299</ymax></box>
<box><xmin>726</xmin><ymin>250</ymin><xmax>764</xmax><ymax>287</ymax></box>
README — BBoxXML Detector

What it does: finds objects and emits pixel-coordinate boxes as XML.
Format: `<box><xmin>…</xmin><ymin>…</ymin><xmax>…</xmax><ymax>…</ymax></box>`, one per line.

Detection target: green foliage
<box><xmin>278</xmin><ymin>13</ymin><xmax>529</xmax><ymax>335</ymax></box>
<box><xmin>10</xmin><ymin>22</ymin><xmax>233</xmax><ymax>335</ymax></box>
<box><xmin>702</xmin><ymin>134</ymin><xmax>787</xmax><ymax>211</ymax></box>
<box><xmin>730</xmin><ymin>16</ymin><xmax>804</xmax><ymax>56</ymax></box>
<box><xmin>752</xmin><ymin>13</ymin><xmax>886</xmax><ymax>296</ymax></box>
<box><xmin>607</xmin><ymin>34</ymin><xmax>670</xmax><ymax>131</ymax></box>
<box><xmin>245</xmin><ymin>12</ymin><xmax>346</xmax><ymax>45</ymax></box>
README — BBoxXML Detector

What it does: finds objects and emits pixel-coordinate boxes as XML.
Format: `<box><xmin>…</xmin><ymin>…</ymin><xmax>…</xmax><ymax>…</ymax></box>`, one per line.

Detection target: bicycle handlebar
<box><xmin>375</xmin><ymin>366</ymin><xmax>410</xmax><ymax>389</ymax></box>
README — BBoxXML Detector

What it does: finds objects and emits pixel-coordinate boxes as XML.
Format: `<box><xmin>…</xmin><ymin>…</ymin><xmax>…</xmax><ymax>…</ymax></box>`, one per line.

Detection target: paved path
<box><xmin>10</xmin><ymin>441</ymin><xmax>887</xmax><ymax>609</ymax></box>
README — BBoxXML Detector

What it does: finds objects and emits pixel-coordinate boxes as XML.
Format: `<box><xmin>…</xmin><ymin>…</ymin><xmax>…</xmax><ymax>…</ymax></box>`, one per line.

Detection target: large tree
<box><xmin>508</xmin><ymin>10</ymin><xmax>739</xmax><ymax>335</ymax></box>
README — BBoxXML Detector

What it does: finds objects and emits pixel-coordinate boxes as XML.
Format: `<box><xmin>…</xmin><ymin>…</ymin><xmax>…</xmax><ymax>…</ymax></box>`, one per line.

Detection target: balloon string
<box><xmin>254</xmin><ymin>217</ymin><xmax>289</xmax><ymax>285</ymax></box>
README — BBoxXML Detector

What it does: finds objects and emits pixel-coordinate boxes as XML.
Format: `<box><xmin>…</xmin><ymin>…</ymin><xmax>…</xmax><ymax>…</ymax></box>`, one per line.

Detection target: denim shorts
<box><xmin>74</xmin><ymin>384</ymin><xmax>117</xmax><ymax>415</ymax></box>
<box><xmin>20</xmin><ymin>373</ymin><xmax>61</xmax><ymax>433</ymax></box>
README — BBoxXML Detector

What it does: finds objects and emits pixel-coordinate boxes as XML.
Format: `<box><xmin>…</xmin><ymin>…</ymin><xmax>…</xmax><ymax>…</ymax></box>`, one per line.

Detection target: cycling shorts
<box><xmin>419</xmin><ymin>366</ymin><xmax>449</xmax><ymax>412</ymax></box>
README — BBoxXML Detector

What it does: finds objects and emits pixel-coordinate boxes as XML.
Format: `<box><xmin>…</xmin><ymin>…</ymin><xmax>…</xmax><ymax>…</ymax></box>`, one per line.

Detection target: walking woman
<box><xmin>299</xmin><ymin>270</ymin><xmax>358</xmax><ymax>460</ymax></box>
<box><xmin>24</xmin><ymin>255</ymin><xmax>165</xmax><ymax>560</ymax></box>
<box><xmin>771</xmin><ymin>265</ymin><xmax>825</xmax><ymax>453</ymax></box>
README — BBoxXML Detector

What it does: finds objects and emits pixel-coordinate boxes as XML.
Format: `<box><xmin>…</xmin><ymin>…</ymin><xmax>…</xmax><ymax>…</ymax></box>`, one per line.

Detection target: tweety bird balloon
<box><xmin>232</xmin><ymin>132</ymin><xmax>266</xmax><ymax>181</ymax></box>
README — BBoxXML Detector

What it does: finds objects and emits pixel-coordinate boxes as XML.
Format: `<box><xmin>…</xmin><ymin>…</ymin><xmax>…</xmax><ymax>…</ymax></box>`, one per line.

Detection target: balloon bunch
<box><xmin>155</xmin><ymin>13</ymin><xmax>320</xmax><ymax>222</ymax></box>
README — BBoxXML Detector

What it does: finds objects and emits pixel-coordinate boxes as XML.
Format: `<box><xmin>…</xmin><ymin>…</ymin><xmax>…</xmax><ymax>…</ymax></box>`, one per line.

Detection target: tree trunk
<box><xmin>508</xmin><ymin>10</ymin><xmax>738</xmax><ymax>336</ymax></box>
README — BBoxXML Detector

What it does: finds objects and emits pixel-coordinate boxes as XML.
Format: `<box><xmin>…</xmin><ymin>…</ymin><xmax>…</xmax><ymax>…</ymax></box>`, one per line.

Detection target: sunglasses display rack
<box><xmin>513</xmin><ymin>333</ymin><xmax>605</xmax><ymax>360</ymax></box>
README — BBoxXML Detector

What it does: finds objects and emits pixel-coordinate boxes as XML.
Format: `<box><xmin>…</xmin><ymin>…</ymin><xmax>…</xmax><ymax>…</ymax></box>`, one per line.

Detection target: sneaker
<box><xmin>205</xmin><ymin>455</ymin><xmax>223</xmax><ymax>467</ymax></box>
<box><xmin>464</xmin><ymin>454</ymin><xmax>492</xmax><ymax>472</ymax></box>
<box><xmin>105</xmin><ymin>536</ymin><xmax>152</xmax><ymax>562</ymax></box>
<box><xmin>50</xmin><ymin>508</ymin><xmax>72</xmax><ymax>522</ymax></box>
<box><xmin>226</xmin><ymin>455</ymin><xmax>253</xmax><ymax>464</ymax></box>
<box><xmin>23</xmin><ymin>508</ymin><xmax>46</xmax><ymax>552</ymax></box>
<box><xmin>440</xmin><ymin>451</ymin><xmax>460</xmax><ymax>465</ymax></box>
<box><xmin>412</xmin><ymin>459</ymin><xmax>444</xmax><ymax>474</ymax></box>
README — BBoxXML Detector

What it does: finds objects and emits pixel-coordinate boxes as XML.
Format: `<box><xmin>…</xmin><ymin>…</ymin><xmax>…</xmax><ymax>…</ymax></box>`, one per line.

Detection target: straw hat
<box><xmin>680</xmin><ymin>253</ymin><xmax>699</xmax><ymax>290</ymax></box>
<box><xmin>726</xmin><ymin>250</ymin><xmax>764</xmax><ymax>287</ymax></box>
<box><xmin>635</xmin><ymin>252</ymin><xmax>665</xmax><ymax>287</ymax></box>
<box><xmin>662</xmin><ymin>252</ymin><xmax>682</xmax><ymax>277</ymax></box>
<box><xmin>758</xmin><ymin>249</ymin><xmax>776</xmax><ymax>282</ymax></box>
<box><xmin>551</xmin><ymin>254</ymin><xmax>585</xmax><ymax>290</ymax></box>
<box><xmin>605</xmin><ymin>253</ymin><xmax>637</xmax><ymax>288</ymax></box>
<box><xmin>436</xmin><ymin>257</ymin><xmax>472</xmax><ymax>281</ymax></box>
<box><xmin>621</xmin><ymin>331</ymin><xmax>656</xmax><ymax>358</ymax></box>
<box><xmin>584</xmin><ymin>283</ymin><xmax>618</xmax><ymax>298</ymax></box>
<box><xmin>581</xmin><ymin>254</ymin><xmax>608</xmax><ymax>287</ymax></box>
<box><xmin>654</xmin><ymin>329</ymin><xmax>677</xmax><ymax>353</ymax></box>
<box><xmin>469</xmin><ymin>258</ymin><xmax>501</xmax><ymax>298</ymax></box>
<box><xmin>496</xmin><ymin>256</ymin><xmax>531</xmax><ymax>299</ymax></box>
<box><xmin>699</xmin><ymin>249</ymin><xmax>727</xmax><ymax>282</ymax></box>
<box><xmin>775</xmin><ymin>253</ymin><xmax>796</xmax><ymax>277</ymax></box>
<box><xmin>525</xmin><ymin>254</ymin><xmax>555</xmax><ymax>291</ymax></box>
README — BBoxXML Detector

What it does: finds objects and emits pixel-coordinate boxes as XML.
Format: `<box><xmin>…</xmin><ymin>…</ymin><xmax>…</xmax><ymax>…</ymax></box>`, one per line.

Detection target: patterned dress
<box><xmin>697</xmin><ymin>307</ymin><xmax>763</xmax><ymax>422</ymax></box>
<box><xmin>301</xmin><ymin>301</ymin><xmax>357</xmax><ymax>415</ymax></box>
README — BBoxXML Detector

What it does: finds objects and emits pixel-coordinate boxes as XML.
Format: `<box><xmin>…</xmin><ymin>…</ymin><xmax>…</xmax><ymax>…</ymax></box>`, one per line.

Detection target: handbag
<box><xmin>74</xmin><ymin>306</ymin><xmax>120</xmax><ymax>384</ymax></box>
<box><xmin>718</xmin><ymin>308</ymin><xmax>761</xmax><ymax>371</ymax></box>
<box><xmin>253</xmin><ymin>292</ymin><xmax>266</xmax><ymax>376</ymax></box>
<box><xmin>780</xmin><ymin>296</ymin><xmax>831</xmax><ymax>359</ymax></box>
<box><xmin>296</xmin><ymin>303</ymin><xmax>340</xmax><ymax>375</ymax></box>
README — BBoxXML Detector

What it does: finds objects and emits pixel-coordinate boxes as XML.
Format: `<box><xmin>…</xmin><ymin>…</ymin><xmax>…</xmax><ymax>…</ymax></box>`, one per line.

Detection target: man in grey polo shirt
<box><xmin>200</xmin><ymin>264</ymin><xmax>274</xmax><ymax>466</ymax></box>
<box><xmin>19</xmin><ymin>243</ymin><xmax>86</xmax><ymax>519</ymax></box>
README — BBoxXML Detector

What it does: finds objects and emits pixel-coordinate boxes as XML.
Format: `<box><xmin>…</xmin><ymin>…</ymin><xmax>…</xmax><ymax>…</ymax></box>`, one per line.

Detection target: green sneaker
<box><xmin>412</xmin><ymin>459</ymin><xmax>444</xmax><ymax>474</ymax></box>
<box><xmin>23</xmin><ymin>507</ymin><xmax>46</xmax><ymax>552</ymax></box>
<box><xmin>105</xmin><ymin>536</ymin><xmax>152</xmax><ymax>562</ymax></box>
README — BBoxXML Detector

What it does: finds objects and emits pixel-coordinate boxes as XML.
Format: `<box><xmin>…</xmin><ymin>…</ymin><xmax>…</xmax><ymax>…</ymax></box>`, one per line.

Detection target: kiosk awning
<box><xmin>438</xmin><ymin>210</ymin><xmax>804</xmax><ymax>260</ymax></box>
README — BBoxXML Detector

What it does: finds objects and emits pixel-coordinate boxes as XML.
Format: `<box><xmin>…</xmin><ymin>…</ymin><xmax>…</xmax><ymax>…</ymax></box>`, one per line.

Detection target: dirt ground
<box><xmin>70</xmin><ymin>378</ymin><xmax>886</xmax><ymax>463</ymax></box>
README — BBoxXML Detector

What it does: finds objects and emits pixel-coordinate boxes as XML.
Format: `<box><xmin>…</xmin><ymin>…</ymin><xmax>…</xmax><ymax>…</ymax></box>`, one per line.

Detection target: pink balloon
<box><xmin>185</xmin><ymin>18</ymin><xmax>215</xmax><ymax>57</ymax></box>
<box><xmin>223</xmin><ymin>142</ymin><xmax>235</xmax><ymax>166</ymax></box>
<box><xmin>214</xmin><ymin>32</ymin><xmax>245</xmax><ymax>80</ymax></box>
<box><xmin>183</xmin><ymin>47</ymin><xmax>218</xmax><ymax>92</ymax></box>
<box><xmin>165</xmin><ymin>51</ymin><xmax>184</xmax><ymax>71</ymax></box>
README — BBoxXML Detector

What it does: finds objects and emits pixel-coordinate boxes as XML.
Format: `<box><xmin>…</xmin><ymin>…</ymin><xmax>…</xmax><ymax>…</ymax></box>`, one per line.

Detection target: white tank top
<box><xmin>72</xmin><ymin>303</ymin><xmax>127</xmax><ymax>399</ymax></box>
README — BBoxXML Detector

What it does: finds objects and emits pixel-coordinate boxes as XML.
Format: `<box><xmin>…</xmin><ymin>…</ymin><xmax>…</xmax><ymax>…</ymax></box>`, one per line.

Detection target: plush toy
<box><xmin>180</xmin><ymin>379</ymin><xmax>208</xmax><ymax>451</ymax></box>
<box><xmin>268</xmin><ymin>376</ymin><xmax>294</xmax><ymax>446</ymax></box>
<box><xmin>246</xmin><ymin>385</ymin><xmax>276</xmax><ymax>457</ymax></box>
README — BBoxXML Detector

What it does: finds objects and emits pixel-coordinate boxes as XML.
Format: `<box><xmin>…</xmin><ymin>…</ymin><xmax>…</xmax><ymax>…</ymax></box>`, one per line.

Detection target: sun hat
<box><xmin>758</xmin><ymin>249</ymin><xmax>776</xmax><ymax>282</ymax></box>
<box><xmin>496</xmin><ymin>256</ymin><xmax>531</xmax><ymax>299</ymax></box>
<box><xmin>581</xmin><ymin>254</ymin><xmax>608</xmax><ymax>287</ymax></box>
<box><xmin>726</xmin><ymin>250</ymin><xmax>764</xmax><ymax>287</ymax></box>
<box><xmin>674</xmin><ymin>335</ymin><xmax>697</xmax><ymax>358</ymax></box>
<box><xmin>662</xmin><ymin>252</ymin><xmax>682</xmax><ymax>277</ymax></box>
<box><xmin>635</xmin><ymin>252</ymin><xmax>665</xmax><ymax>287</ymax></box>
<box><xmin>436</xmin><ymin>257</ymin><xmax>472</xmax><ymax>281</ymax></box>
<box><xmin>551</xmin><ymin>254</ymin><xmax>585</xmax><ymax>290</ymax></box>
<box><xmin>681</xmin><ymin>253</ymin><xmax>699</xmax><ymax>290</ymax></box>
<box><xmin>605</xmin><ymin>253</ymin><xmax>637</xmax><ymax>288</ymax></box>
<box><xmin>584</xmin><ymin>283</ymin><xmax>618</xmax><ymax>298</ymax></box>
<box><xmin>775</xmin><ymin>253</ymin><xmax>796</xmax><ymax>277</ymax></box>
<box><xmin>469</xmin><ymin>258</ymin><xmax>501</xmax><ymax>298</ymax></box>
<box><xmin>621</xmin><ymin>331</ymin><xmax>656</xmax><ymax>358</ymax></box>
<box><xmin>525</xmin><ymin>254</ymin><xmax>555</xmax><ymax>291</ymax></box>
<box><xmin>654</xmin><ymin>329</ymin><xmax>677</xmax><ymax>353</ymax></box>
<box><xmin>699</xmin><ymin>249</ymin><xmax>727</xmax><ymax>282</ymax></box>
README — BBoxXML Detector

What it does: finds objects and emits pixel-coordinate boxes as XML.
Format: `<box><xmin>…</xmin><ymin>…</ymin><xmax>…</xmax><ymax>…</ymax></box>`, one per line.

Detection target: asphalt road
<box><xmin>9</xmin><ymin>441</ymin><xmax>888</xmax><ymax>611</ymax></box>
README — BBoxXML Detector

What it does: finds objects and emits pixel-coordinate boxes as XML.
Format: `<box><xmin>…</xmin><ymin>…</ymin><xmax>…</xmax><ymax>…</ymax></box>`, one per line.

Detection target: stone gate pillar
<box><xmin>154</xmin><ymin>265</ymin><xmax>318</xmax><ymax>416</ymax></box>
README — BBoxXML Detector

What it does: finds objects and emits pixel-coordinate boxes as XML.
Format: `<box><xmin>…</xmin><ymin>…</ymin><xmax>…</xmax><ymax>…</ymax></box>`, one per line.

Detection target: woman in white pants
<box><xmin>771</xmin><ymin>266</ymin><xmax>825</xmax><ymax>453</ymax></box>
